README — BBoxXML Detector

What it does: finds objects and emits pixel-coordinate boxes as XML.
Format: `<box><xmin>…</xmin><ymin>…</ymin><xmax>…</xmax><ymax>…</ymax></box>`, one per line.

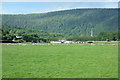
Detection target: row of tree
<box><xmin>0</xmin><ymin>25</ymin><xmax>119</xmax><ymax>43</ymax></box>
<box><xmin>2</xmin><ymin>9</ymin><xmax>118</xmax><ymax>35</ymax></box>
<box><xmin>1</xmin><ymin>25</ymin><xmax>64</xmax><ymax>43</ymax></box>
<box><xmin>66</xmin><ymin>32</ymin><xmax>118</xmax><ymax>41</ymax></box>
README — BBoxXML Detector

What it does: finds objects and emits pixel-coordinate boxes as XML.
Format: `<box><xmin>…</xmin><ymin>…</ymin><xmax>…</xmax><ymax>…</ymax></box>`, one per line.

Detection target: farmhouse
<box><xmin>58</xmin><ymin>40</ymin><xmax>66</xmax><ymax>43</ymax></box>
<box><xmin>76</xmin><ymin>41</ymin><xmax>85</xmax><ymax>44</ymax></box>
<box><xmin>14</xmin><ymin>34</ymin><xmax>22</xmax><ymax>38</ymax></box>
<box><xmin>50</xmin><ymin>41</ymin><xmax>61</xmax><ymax>44</ymax></box>
<box><xmin>50</xmin><ymin>40</ymin><xmax>74</xmax><ymax>44</ymax></box>
<box><xmin>64</xmin><ymin>41</ymin><xmax>73</xmax><ymax>44</ymax></box>
<box><xmin>16</xmin><ymin>36</ymin><xmax>22</xmax><ymax>38</ymax></box>
<box><xmin>12</xmin><ymin>34</ymin><xmax>23</xmax><ymax>43</ymax></box>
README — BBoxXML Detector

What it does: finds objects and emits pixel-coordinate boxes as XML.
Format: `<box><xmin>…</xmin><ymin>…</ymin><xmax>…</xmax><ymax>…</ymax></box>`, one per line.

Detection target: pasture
<box><xmin>2</xmin><ymin>42</ymin><xmax>118</xmax><ymax>78</ymax></box>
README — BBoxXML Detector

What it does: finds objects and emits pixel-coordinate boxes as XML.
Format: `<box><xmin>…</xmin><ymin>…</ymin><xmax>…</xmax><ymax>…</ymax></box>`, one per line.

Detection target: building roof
<box><xmin>16</xmin><ymin>36</ymin><xmax>22</xmax><ymax>38</ymax></box>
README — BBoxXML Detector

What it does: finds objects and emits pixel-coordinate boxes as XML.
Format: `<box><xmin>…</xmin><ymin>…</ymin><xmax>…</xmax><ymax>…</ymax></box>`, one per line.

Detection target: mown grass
<box><xmin>2</xmin><ymin>44</ymin><xmax>118</xmax><ymax>78</ymax></box>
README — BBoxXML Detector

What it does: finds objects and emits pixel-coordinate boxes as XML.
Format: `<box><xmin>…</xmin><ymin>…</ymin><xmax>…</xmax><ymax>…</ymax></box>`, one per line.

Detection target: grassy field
<box><xmin>2</xmin><ymin>43</ymin><xmax>118</xmax><ymax>78</ymax></box>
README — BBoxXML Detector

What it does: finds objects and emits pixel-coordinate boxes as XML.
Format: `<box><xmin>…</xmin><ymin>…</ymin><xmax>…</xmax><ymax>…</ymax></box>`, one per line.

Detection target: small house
<box><xmin>76</xmin><ymin>41</ymin><xmax>85</xmax><ymax>44</ymax></box>
<box><xmin>50</xmin><ymin>41</ymin><xmax>61</xmax><ymax>44</ymax></box>
<box><xmin>64</xmin><ymin>41</ymin><xmax>73</xmax><ymax>44</ymax></box>
<box><xmin>16</xmin><ymin>36</ymin><xmax>22</xmax><ymax>39</ymax></box>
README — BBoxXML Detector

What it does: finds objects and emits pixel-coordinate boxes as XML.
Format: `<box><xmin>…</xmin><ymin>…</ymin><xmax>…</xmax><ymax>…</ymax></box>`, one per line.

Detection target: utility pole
<box><xmin>91</xmin><ymin>28</ymin><xmax>93</xmax><ymax>37</ymax></box>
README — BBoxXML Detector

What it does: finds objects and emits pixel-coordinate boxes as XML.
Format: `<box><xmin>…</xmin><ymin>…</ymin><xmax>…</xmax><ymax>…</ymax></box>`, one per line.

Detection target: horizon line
<box><xmin>2</xmin><ymin>7</ymin><xmax>119</xmax><ymax>15</ymax></box>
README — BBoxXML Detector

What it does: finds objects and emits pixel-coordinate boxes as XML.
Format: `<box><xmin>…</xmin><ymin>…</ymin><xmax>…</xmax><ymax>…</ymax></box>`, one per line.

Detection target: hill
<box><xmin>2</xmin><ymin>8</ymin><xmax>118</xmax><ymax>36</ymax></box>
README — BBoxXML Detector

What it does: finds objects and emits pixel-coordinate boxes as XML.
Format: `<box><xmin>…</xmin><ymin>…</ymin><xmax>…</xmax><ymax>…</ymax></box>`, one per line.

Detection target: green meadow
<box><xmin>2</xmin><ymin>43</ymin><xmax>118</xmax><ymax>78</ymax></box>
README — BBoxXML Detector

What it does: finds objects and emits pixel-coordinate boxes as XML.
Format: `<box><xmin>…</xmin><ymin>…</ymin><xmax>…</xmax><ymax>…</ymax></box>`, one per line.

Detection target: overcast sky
<box><xmin>2</xmin><ymin>1</ymin><xmax>119</xmax><ymax>14</ymax></box>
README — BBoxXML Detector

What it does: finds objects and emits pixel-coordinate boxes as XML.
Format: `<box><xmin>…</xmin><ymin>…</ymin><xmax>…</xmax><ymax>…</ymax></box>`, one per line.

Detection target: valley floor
<box><xmin>1</xmin><ymin>42</ymin><xmax>118</xmax><ymax>78</ymax></box>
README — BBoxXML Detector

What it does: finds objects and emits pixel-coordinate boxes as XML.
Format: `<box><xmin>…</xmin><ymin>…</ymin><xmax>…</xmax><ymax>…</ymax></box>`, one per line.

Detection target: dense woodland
<box><xmin>1</xmin><ymin>25</ymin><xmax>118</xmax><ymax>43</ymax></box>
<box><xmin>1</xmin><ymin>8</ymin><xmax>119</xmax><ymax>43</ymax></box>
<box><xmin>2</xmin><ymin>9</ymin><xmax>118</xmax><ymax>35</ymax></box>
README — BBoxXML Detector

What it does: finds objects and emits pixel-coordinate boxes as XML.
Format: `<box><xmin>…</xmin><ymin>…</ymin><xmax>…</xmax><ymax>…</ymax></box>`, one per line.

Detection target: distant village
<box><xmin>50</xmin><ymin>40</ymin><xmax>85</xmax><ymax>44</ymax></box>
<box><xmin>12</xmin><ymin>34</ymin><xmax>93</xmax><ymax>44</ymax></box>
<box><xmin>12</xmin><ymin>29</ymin><xmax>94</xmax><ymax>44</ymax></box>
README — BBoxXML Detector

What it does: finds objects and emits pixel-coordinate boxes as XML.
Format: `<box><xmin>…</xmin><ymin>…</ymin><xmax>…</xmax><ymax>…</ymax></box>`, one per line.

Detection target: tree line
<box><xmin>2</xmin><ymin>9</ymin><xmax>118</xmax><ymax>36</ymax></box>
<box><xmin>0</xmin><ymin>25</ymin><xmax>118</xmax><ymax>43</ymax></box>
<box><xmin>1</xmin><ymin>25</ymin><xmax>64</xmax><ymax>43</ymax></box>
<box><xmin>66</xmin><ymin>32</ymin><xmax>118</xmax><ymax>41</ymax></box>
